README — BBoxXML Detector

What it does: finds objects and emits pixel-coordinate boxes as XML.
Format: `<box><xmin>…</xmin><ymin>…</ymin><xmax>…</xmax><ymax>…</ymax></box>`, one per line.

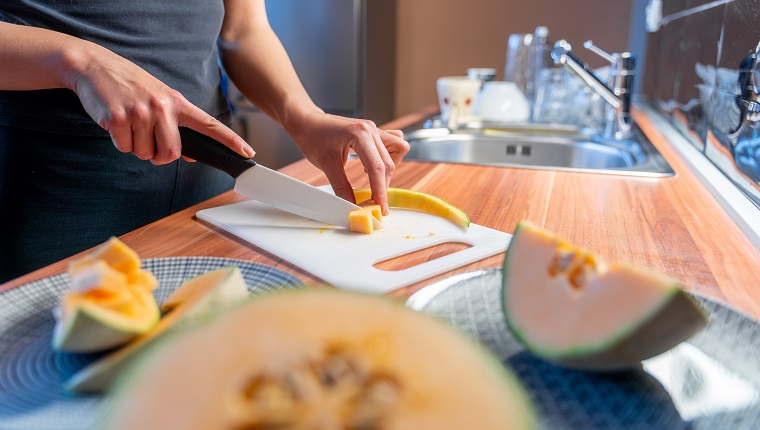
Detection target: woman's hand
<box><xmin>284</xmin><ymin>109</ymin><xmax>410</xmax><ymax>215</ymax></box>
<box><xmin>72</xmin><ymin>46</ymin><xmax>254</xmax><ymax>165</ymax></box>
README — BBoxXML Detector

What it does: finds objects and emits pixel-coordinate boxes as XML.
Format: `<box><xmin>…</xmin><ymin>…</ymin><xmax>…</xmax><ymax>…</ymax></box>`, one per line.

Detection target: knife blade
<box><xmin>178</xmin><ymin>127</ymin><xmax>380</xmax><ymax>229</ymax></box>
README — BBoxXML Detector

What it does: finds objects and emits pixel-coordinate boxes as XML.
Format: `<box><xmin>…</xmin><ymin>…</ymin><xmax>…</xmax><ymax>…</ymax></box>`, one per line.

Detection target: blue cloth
<box><xmin>0</xmin><ymin>126</ymin><xmax>235</xmax><ymax>282</ymax></box>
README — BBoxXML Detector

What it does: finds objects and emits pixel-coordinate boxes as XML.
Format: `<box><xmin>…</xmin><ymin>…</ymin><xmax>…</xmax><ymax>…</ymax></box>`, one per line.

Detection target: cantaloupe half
<box><xmin>502</xmin><ymin>222</ymin><xmax>709</xmax><ymax>370</ymax></box>
<box><xmin>52</xmin><ymin>238</ymin><xmax>160</xmax><ymax>353</ymax></box>
<box><xmin>354</xmin><ymin>187</ymin><xmax>470</xmax><ymax>228</ymax></box>
<box><xmin>65</xmin><ymin>266</ymin><xmax>248</xmax><ymax>393</ymax></box>
<box><xmin>102</xmin><ymin>290</ymin><xmax>536</xmax><ymax>430</ymax></box>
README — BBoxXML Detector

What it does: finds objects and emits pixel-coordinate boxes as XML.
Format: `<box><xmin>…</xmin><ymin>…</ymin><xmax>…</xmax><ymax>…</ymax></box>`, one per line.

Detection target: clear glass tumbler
<box><xmin>532</xmin><ymin>67</ymin><xmax>572</xmax><ymax>124</ymax></box>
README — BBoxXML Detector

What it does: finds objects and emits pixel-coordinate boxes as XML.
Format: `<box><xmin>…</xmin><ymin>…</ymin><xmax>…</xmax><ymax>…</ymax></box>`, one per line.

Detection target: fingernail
<box><xmin>244</xmin><ymin>146</ymin><xmax>256</xmax><ymax>158</ymax></box>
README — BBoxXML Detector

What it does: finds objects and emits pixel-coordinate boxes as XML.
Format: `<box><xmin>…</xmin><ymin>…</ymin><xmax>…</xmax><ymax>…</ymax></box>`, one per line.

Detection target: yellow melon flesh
<box><xmin>54</xmin><ymin>287</ymin><xmax>160</xmax><ymax>352</ymax></box>
<box><xmin>348</xmin><ymin>209</ymin><xmax>375</xmax><ymax>234</ymax></box>
<box><xmin>358</xmin><ymin>200</ymin><xmax>383</xmax><ymax>223</ymax></box>
<box><xmin>102</xmin><ymin>290</ymin><xmax>535</xmax><ymax>430</ymax></box>
<box><xmin>354</xmin><ymin>187</ymin><xmax>470</xmax><ymax>228</ymax></box>
<box><xmin>53</xmin><ymin>238</ymin><xmax>160</xmax><ymax>353</ymax></box>
<box><xmin>65</xmin><ymin>266</ymin><xmax>248</xmax><ymax>393</ymax></box>
<box><xmin>89</xmin><ymin>237</ymin><xmax>142</xmax><ymax>275</ymax></box>
<box><xmin>502</xmin><ymin>222</ymin><xmax>708</xmax><ymax>370</ymax></box>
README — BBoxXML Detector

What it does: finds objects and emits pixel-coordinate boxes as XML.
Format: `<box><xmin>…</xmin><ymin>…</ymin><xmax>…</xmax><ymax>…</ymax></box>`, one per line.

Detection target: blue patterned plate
<box><xmin>406</xmin><ymin>268</ymin><xmax>760</xmax><ymax>430</ymax></box>
<box><xmin>0</xmin><ymin>257</ymin><xmax>304</xmax><ymax>430</ymax></box>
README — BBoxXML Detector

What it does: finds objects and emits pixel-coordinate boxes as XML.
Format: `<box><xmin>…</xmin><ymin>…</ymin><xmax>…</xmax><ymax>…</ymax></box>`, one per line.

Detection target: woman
<box><xmin>0</xmin><ymin>0</ymin><xmax>409</xmax><ymax>282</ymax></box>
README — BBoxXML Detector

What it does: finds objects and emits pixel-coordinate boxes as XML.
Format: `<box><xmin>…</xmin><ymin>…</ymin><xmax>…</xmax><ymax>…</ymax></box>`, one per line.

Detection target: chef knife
<box><xmin>178</xmin><ymin>127</ymin><xmax>380</xmax><ymax>229</ymax></box>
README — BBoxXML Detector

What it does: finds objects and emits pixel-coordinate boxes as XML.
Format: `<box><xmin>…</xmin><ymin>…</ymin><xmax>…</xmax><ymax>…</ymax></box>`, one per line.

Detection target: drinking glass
<box><xmin>532</xmin><ymin>68</ymin><xmax>572</xmax><ymax>124</ymax></box>
<box><xmin>503</xmin><ymin>33</ymin><xmax>533</xmax><ymax>96</ymax></box>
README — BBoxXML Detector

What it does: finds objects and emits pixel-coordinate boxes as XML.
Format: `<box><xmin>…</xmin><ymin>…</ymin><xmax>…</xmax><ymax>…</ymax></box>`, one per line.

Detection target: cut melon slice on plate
<box><xmin>502</xmin><ymin>221</ymin><xmax>709</xmax><ymax>370</ymax></box>
<box><xmin>65</xmin><ymin>266</ymin><xmax>248</xmax><ymax>393</ymax></box>
<box><xmin>52</xmin><ymin>238</ymin><xmax>160</xmax><ymax>353</ymax></box>
<box><xmin>53</xmin><ymin>285</ymin><xmax>159</xmax><ymax>352</ymax></box>
<box><xmin>101</xmin><ymin>290</ymin><xmax>535</xmax><ymax>430</ymax></box>
<box><xmin>353</xmin><ymin>187</ymin><xmax>470</xmax><ymax>228</ymax></box>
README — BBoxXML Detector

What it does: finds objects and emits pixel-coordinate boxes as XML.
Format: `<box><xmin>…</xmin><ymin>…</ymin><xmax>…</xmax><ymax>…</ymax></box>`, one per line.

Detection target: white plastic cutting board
<box><xmin>196</xmin><ymin>192</ymin><xmax>511</xmax><ymax>294</ymax></box>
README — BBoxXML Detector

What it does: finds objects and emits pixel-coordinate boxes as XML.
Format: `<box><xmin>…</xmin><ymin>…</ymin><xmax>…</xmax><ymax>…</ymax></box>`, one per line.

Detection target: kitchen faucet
<box><xmin>551</xmin><ymin>40</ymin><xmax>636</xmax><ymax>140</ymax></box>
<box><xmin>734</xmin><ymin>41</ymin><xmax>760</xmax><ymax>128</ymax></box>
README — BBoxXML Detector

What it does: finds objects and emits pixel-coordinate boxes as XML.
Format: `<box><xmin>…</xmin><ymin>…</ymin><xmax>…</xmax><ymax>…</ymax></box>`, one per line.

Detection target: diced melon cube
<box><xmin>358</xmin><ymin>201</ymin><xmax>383</xmax><ymax>223</ymax></box>
<box><xmin>349</xmin><ymin>209</ymin><xmax>374</xmax><ymax>234</ymax></box>
<box><xmin>70</xmin><ymin>260</ymin><xmax>129</xmax><ymax>294</ymax></box>
<box><xmin>92</xmin><ymin>237</ymin><xmax>141</xmax><ymax>275</ymax></box>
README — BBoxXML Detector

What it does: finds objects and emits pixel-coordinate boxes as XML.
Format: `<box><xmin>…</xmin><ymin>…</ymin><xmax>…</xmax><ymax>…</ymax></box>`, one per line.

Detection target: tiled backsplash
<box><xmin>642</xmin><ymin>0</ymin><xmax>760</xmax><ymax>209</ymax></box>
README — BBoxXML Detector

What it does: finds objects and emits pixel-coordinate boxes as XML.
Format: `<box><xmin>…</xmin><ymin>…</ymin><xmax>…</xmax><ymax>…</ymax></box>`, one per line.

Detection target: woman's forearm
<box><xmin>219</xmin><ymin>0</ymin><xmax>322</xmax><ymax>129</ymax></box>
<box><xmin>0</xmin><ymin>21</ymin><xmax>254</xmax><ymax>164</ymax></box>
<box><xmin>0</xmin><ymin>21</ymin><xmax>98</xmax><ymax>91</ymax></box>
<box><xmin>217</xmin><ymin>0</ymin><xmax>409</xmax><ymax>211</ymax></box>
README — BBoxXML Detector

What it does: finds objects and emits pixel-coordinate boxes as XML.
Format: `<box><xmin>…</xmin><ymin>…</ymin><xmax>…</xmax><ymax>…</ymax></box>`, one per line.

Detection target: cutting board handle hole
<box><xmin>372</xmin><ymin>242</ymin><xmax>472</xmax><ymax>271</ymax></box>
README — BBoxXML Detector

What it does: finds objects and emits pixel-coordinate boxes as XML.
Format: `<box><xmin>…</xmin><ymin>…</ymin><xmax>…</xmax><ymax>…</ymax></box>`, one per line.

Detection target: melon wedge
<box><xmin>353</xmin><ymin>187</ymin><xmax>470</xmax><ymax>228</ymax></box>
<box><xmin>65</xmin><ymin>266</ymin><xmax>248</xmax><ymax>393</ymax></box>
<box><xmin>52</xmin><ymin>238</ymin><xmax>160</xmax><ymax>352</ymax></box>
<box><xmin>502</xmin><ymin>222</ymin><xmax>708</xmax><ymax>370</ymax></box>
<box><xmin>53</xmin><ymin>281</ymin><xmax>158</xmax><ymax>352</ymax></box>
<box><xmin>102</xmin><ymin>290</ymin><xmax>535</xmax><ymax>430</ymax></box>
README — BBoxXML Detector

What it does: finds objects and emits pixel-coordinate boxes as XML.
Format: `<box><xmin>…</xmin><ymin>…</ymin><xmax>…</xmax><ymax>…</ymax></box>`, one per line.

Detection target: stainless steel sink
<box><xmin>400</xmin><ymin>120</ymin><xmax>674</xmax><ymax>177</ymax></box>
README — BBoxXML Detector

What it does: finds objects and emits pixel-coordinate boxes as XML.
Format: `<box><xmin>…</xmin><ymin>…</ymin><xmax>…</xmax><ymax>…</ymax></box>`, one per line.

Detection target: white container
<box><xmin>436</xmin><ymin>76</ymin><xmax>482</xmax><ymax>128</ymax></box>
<box><xmin>473</xmin><ymin>81</ymin><xmax>530</xmax><ymax>123</ymax></box>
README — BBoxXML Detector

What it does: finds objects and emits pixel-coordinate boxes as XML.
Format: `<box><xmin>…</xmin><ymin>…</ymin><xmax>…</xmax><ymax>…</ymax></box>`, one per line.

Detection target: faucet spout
<box><xmin>550</xmin><ymin>39</ymin><xmax>634</xmax><ymax>140</ymax></box>
<box><xmin>551</xmin><ymin>40</ymin><xmax>621</xmax><ymax>108</ymax></box>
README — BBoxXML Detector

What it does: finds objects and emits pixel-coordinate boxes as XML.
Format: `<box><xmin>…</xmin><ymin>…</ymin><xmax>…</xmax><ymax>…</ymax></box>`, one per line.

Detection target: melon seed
<box><xmin>548</xmin><ymin>247</ymin><xmax>597</xmax><ymax>291</ymax></box>
<box><xmin>236</xmin><ymin>348</ymin><xmax>403</xmax><ymax>429</ymax></box>
<box><xmin>349</xmin><ymin>375</ymin><xmax>401</xmax><ymax>429</ymax></box>
<box><xmin>318</xmin><ymin>351</ymin><xmax>360</xmax><ymax>389</ymax></box>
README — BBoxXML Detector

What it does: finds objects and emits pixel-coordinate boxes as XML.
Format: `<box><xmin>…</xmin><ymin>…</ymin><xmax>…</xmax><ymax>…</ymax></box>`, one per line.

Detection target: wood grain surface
<box><xmin>3</xmin><ymin>106</ymin><xmax>760</xmax><ymax>322</ymax></box>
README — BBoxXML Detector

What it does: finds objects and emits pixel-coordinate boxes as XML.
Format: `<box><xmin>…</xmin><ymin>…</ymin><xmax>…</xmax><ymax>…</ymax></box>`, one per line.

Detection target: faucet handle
<box><xmin>583</xmin><ymin>40</ymin><xmax>616</xmax><ymax>63</ymax></box>
<box><xmin>583</xmin><ymin>40</ymin><xmax>636</xmax><ymax>74</ymax></box>
<box><xmin>735</xmin><ymin>41</ymin><xmax>760</xmax><ymax>123</ymax></box>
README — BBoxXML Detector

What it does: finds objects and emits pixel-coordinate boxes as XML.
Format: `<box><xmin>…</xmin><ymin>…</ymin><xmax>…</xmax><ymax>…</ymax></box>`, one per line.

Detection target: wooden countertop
<box><xmin>3</xmin><ymin>106</ymin><xmax>760</xmax><ymax>321</ymax></box>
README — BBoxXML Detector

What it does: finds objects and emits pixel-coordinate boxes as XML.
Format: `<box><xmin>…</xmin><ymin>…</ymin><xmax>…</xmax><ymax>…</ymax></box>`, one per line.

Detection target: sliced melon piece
<box><xmin>502</xmin><ymin>221</ymin><xmax>709</xmax><ymax>370</ymax></box>
<box><xmin>102</xmin><ymin>290</ymin><xmax>535</xmax><ymax>430</ymax></box>
<box><xmin>358</xmin><ymin>200</ymin><xmax>383</xmax><ymax>223</ymax></box>
<box><xmin>65</xmin><ymin>266</ymin><xmax>248</xmax><ymax>393</ymax></box>
<box><xmin>88</xmin><ymin>237</ymin><xmax>142</xmax><ymax>276</ymax></box>
<box><xmin>348</xmin><ymin>209</ymin><xmax>376</xmax><ymax>234</ymax></box>
<box><xmin>53</xmin><ymin>285</ymin><xmax>158</xmax><ymax>352</ymax></box>
<box><xmin>354</xmin><ymin>187</ymin><xmax>470</xmax><ymax>228</ymax></box>
<box><xmin>53</xmin><ymin>239</ymin><xmax>160</xmax><ymax>352</ymax></box>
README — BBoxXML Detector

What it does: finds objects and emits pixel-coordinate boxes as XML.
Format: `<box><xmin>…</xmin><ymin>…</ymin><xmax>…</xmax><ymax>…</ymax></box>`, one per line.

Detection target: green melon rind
<box><xmin>552</xmin><ymin>290</ymin><xmax>708</xmax><ymax>369</ymax></box>
<box><xmin>64</xmin><ymin>266</ymin><xmax>248</xmax><ymax>393</ymax></box>
<box><xmin>501</xmin><ymin>222</ymin><xmax>709</xmax><ymax>370</ymax></box>
<box><xmin>100</xmin><ymin>289</ymin><xmax>536</xmax><ymax>430</ymax></box>
<box><xmin>434</xmin><ymin>195</ymin><xmax>471</xmax><ymax>228</ymax></box>
<box><xmin>52</xmin><ymin>299</ymin><xmax>161</xmax><ymax>353</ymax></box>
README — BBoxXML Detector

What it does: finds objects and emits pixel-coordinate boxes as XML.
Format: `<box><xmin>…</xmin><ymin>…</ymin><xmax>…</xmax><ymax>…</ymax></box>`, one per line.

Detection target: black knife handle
<box><xmin>179</xmin><ymin>127</ymin><xmax>256</xmax><ymax>178</ymax></box>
